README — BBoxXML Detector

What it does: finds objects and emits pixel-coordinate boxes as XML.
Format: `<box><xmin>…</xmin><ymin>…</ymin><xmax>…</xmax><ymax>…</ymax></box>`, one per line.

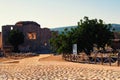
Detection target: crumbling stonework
<box><xmin>2</xmin><ymin>21</ymin><xmax>52</xmax><ymax>52</ymax></box>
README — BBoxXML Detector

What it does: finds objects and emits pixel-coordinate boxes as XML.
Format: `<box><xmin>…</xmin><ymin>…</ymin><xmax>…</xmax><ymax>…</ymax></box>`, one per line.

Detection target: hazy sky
<box><xmin>0</xmin><ymin>0</ymin><xmax>120</xmax><ymax>31</ymax></box>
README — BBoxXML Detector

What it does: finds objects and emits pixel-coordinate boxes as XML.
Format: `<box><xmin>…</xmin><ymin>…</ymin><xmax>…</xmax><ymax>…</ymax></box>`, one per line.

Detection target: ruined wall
<box><xmin>40</xmin><ymin>28</ymin><xmax>52</xmax><ymax>49</ymax></box>
<box><xmin>2</xmin><ymin>25</ymin><xmax>14</xmax><ymax>48</ymax></box>
<box><xmin>2</xmin><ymin>21</ymin><xmax>52</xmax><ymax>52</ymax></box>
<box><xmin>19</xmin><ymin>24</ymin><xmax>41</xmax><ymax>51</ymax></box>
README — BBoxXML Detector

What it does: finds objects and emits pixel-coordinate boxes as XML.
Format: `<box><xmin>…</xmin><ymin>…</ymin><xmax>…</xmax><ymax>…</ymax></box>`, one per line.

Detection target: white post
<box><xmin>73</xmin><ymin>44</ymin><xmax>77</xmax><ymax>55</ymax></box>
<box><xmin>11</xmin><ymin>27</ymin><xmax>13</xmax><ymax>30</ymax></box>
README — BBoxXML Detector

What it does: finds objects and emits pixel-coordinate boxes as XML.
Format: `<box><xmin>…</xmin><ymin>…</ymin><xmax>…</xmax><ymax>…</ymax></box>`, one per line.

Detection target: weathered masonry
<box><xmin>2</xmin><ymin>21</ymin><xmax>52</xmax><ymax>52</ymax></box>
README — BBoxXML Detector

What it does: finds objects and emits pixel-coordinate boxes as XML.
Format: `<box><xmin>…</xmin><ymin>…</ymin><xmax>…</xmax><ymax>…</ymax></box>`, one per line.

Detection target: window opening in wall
<box><xmin>44</xmin><ymin>42</ymin><xmax>47</xmax><ymax>46</ymax></box>
<box><xmin>27</xmin><ymin>32</ymin><xmax>36</xmax><ymax>40</ymax></box>
<box><xmin>11</xmin><ymin>27</ymin><xmax>13</xmax><ymax>30</ymax></box>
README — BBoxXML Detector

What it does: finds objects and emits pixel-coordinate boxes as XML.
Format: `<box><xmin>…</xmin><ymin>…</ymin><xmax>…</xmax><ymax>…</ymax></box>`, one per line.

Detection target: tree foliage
<box><xmin>8</xmin><ymin>30</ymin><xmax>24</xmax><ymax>52</ymax></box>
<box><xmin>50</xmin><ymin>16</ymin><xmax>114</xmax><ymax>55</ymax></box>
<box><xmin>77</xmin><ymin>16</ymin><xmax>114</xmax><ymax>55</ymax></box>
<box><xmin>50</xmin><ymin>30</ymin><xmax>73</xmax><ymax>54</ymax></box>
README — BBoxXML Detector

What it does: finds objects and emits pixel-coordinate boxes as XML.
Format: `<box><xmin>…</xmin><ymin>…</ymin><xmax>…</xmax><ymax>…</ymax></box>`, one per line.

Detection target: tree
<box><xmin>50</xmin><ymin>16</ymin><xmax>114</xmax><ymax>55</ymax></box>
<box><xmin>77</xmin><ymin>16</ymin><xmax>114</xmax><ymax>55</ymax></box>
<box><xmin>50</xmin><ymin>28</ymin><xmax>74</xmax><ymax>54</ymax></box>
<box><xmin>8</xmin><ymin>30</ymin><xmax>24</xmax><ymax>52</ymax></box>
<box><xmin>50</xmin><ymin>29</ymin><xmax>71</xmax><ymax>54</ymax></box>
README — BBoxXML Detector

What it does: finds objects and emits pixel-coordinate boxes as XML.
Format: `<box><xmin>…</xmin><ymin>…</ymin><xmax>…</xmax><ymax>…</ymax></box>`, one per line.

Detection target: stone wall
<box><xmin>40</xmin><ymin>28</ymin><xmax>52</xmax><ymax>49</ymax></box>
<box><xmin>2</xmin><ymin>21</ymin><xmax>52</xmax><ymax>52</ymax></box>
<box><xmin>2</xmin><ymin>25</ymin><xmax>14</xmax><ymax>48</ymax></box>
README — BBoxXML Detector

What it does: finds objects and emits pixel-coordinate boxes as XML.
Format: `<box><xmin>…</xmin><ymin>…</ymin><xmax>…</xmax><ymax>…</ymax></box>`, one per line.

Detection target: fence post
<box><xmin>101</xmin><ymin>53</ymin><xmax>103</xmax><ymax>65</ymax></box>
<box><xmin>88</xmin><ymin>55</ymin><xmax>90</xmax><ymax>64</ymax></box>
<box><xmin>70</xmin><ymin>54</ymin><xmax>71</xmax><ymax>61</ymax></box>
<box><xmin>94</xmin><ymin>54</ymin><xmax>97</xmax><ymax>64</ymax></box>
<box><xmin>117</xmin><ymin>52</ymin><xmax>120</xmax><ymax>66</ymax></box>
<box><xmin>109</xmin><ymin>53</ymin><xmax>111</xmax><ymax>66</ymax></box>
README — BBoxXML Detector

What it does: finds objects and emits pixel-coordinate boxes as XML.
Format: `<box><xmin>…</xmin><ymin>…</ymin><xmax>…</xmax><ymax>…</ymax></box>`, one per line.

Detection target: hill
<box><xmin>50</xmin><ymin>26</ymin><xmax>77</xmax><ymax>34</ymax></box>
<box><xmin>50</xmin><ymin>24</ymin><xmax>120</xmax><ymax>34</ymax></box>
<box><xmin>111</xmin><ymin>24</ymin><xmax>120</xmax><ymax>32</ymax></box>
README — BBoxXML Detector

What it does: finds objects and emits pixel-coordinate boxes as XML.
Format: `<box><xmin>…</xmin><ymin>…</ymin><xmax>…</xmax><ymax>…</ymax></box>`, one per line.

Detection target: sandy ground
<box><xmin>0</xmin><ymin>54</ymin><xmax>120</xmax><ymax>80</ymax></box>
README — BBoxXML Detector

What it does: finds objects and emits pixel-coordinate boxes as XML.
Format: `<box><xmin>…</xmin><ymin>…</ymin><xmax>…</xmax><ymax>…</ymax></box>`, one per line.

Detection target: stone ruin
<box><xmin>1</xmin><ymin>21</ymin><xmax>53</xmax><ymax>53</ymax></box>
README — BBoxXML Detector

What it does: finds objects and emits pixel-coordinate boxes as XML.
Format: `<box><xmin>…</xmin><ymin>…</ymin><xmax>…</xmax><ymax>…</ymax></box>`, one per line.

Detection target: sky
<box><xmin>0</xmin><ymin>0</ymin><xmax>120</xmax><ymax>31</ymax></box>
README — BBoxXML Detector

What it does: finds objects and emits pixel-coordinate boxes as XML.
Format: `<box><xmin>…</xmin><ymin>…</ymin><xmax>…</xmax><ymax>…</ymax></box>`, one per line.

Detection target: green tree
<box><xmin>8</xmin><ymin>30</ymin><xmax>24</xmax><ymax>52</ymax></box>
<box><xmin>50</xmin><ymin>28</ymin><xmax>73</xmax><ymax>54</ymax></box>
<box><xmin>50</xmin><ymin>31</ymin><xmax>60</xmax><ymax>53</ymax></box>
<box><xmin>77</xmin><ymin>16</ymin><xmax>114</xmax><ymax>55</ymax></box>
<box><xmin>50</xmin><ymin>16</ymin><xmax>114</xmax><ymax>55</ymax></box>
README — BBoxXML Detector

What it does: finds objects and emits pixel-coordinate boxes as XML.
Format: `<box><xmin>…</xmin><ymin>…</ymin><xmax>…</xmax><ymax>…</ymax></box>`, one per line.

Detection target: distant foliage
<box><xmin>50</xmin><ymin>16</ymin><xmax>114</xmax><ymax>55</ymax></box>
<box><xmin>8</xmin><ymin>30</ymin><xmax>24</xmax><ymax>52</ymax></box>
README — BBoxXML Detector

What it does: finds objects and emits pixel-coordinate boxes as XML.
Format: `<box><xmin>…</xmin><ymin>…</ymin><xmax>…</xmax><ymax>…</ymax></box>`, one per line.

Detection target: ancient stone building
<box><xmin>2</xmin><ymin>21</ymin><xmax>52</xmax><ymax>52</ymax></box>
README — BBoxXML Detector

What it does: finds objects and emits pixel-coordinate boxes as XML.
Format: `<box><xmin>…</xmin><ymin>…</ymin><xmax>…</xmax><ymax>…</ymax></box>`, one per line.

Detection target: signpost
<box><xmin>73</xmin><ymin>44</ymin><xmax>77</xmax><ymax>55</ymax></box>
